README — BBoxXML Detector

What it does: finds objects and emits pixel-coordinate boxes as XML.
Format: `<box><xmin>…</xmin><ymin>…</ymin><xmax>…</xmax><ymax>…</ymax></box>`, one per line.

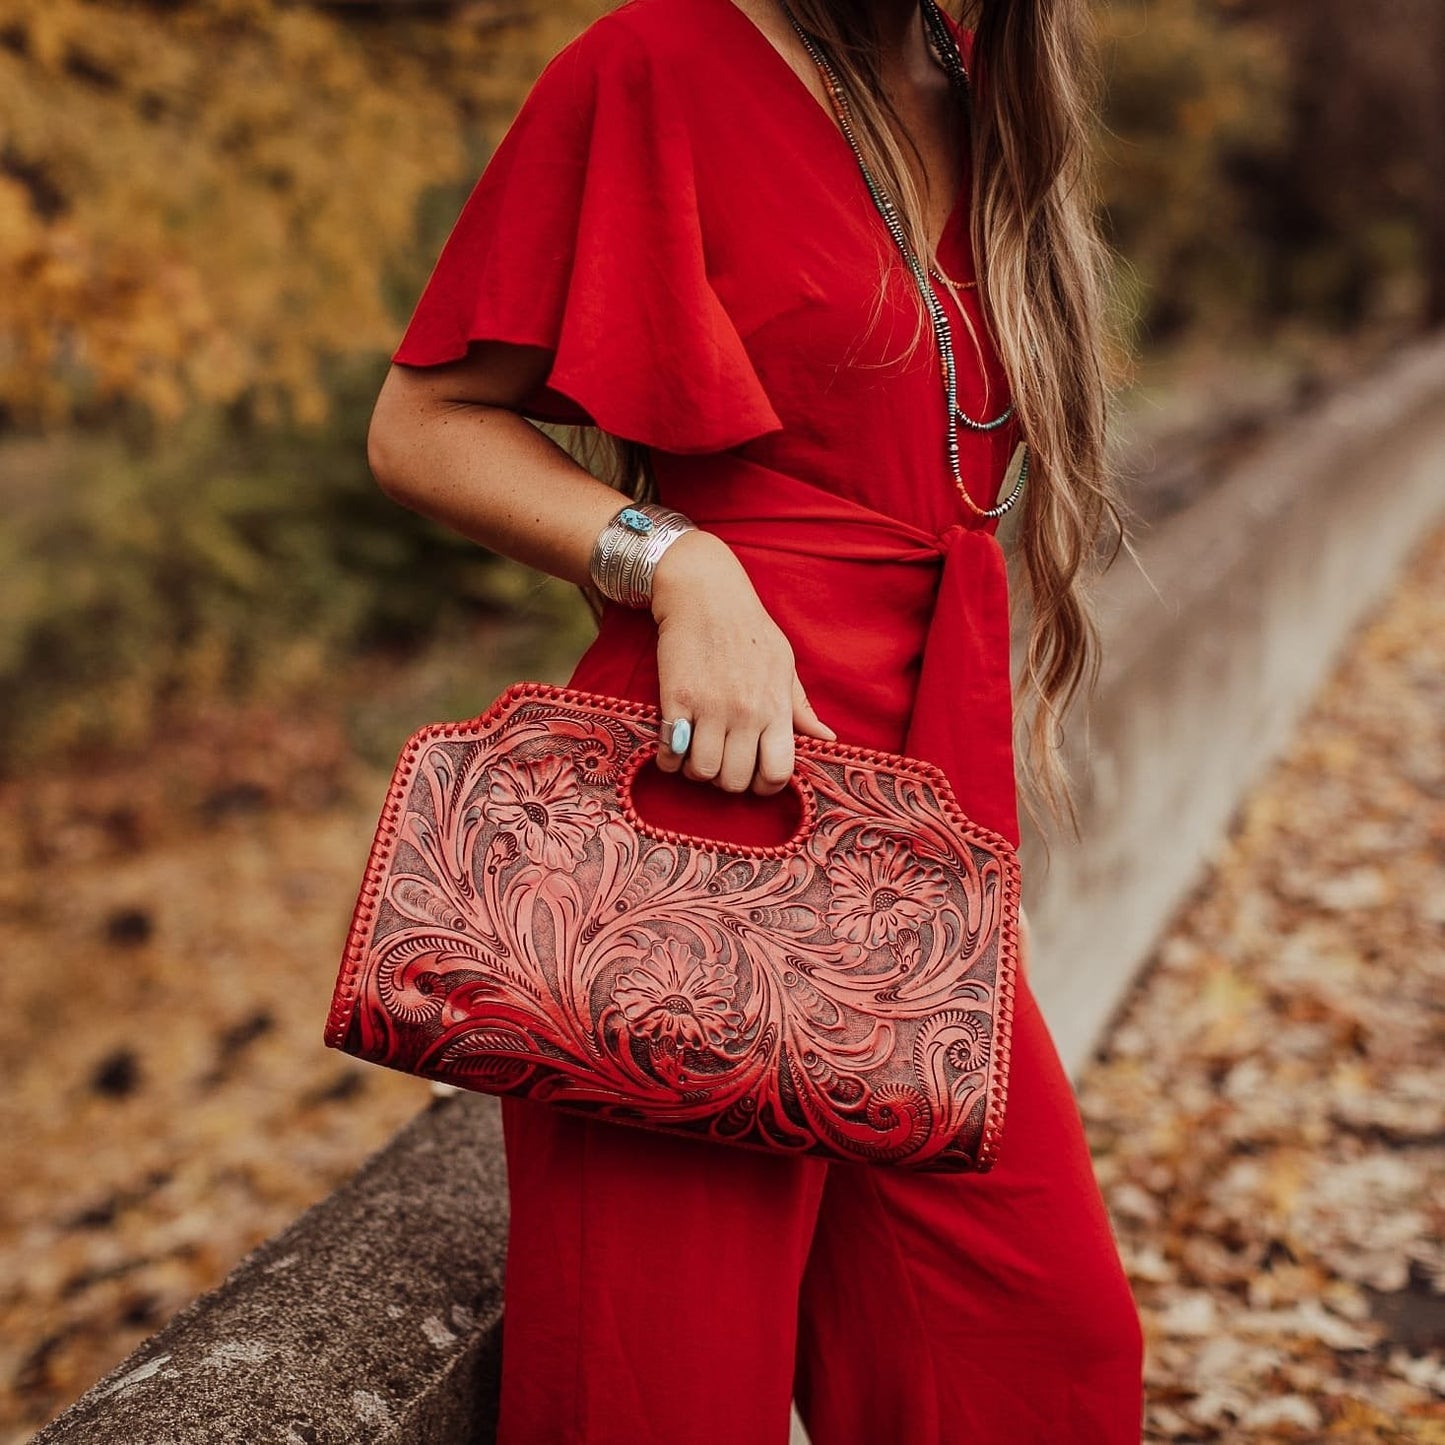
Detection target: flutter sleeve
<box><xmin>390</xmin><ymin>15</ymin><xmax>784</xmax><ymax>455</ymax></box>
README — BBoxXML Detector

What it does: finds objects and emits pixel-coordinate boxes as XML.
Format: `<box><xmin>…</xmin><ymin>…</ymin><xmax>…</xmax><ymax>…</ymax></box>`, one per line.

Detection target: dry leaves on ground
<box><xmin>1079</xmin><ymin>523</ymin><xmax>1445</xmax><ymax>1441</ymax></box>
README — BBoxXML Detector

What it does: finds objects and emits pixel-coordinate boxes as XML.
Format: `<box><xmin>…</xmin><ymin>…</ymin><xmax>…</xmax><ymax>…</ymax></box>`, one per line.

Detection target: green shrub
<box><xmin>0</xmin><ymin>366</ymin><xmax>593</xmax><ymax>768</ymax></box>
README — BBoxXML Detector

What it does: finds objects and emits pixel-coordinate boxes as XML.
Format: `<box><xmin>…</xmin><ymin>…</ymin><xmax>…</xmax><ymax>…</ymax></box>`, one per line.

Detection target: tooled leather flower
<box><xmin>613</xmin><ymin>936</ymin><xmax>744</xmax><ymax>1053</ymax></box>
<box><xmin>486</xmin><ymin>752</ymin><xmax>605</xmax><ymax>869</ymax></box>
<box><xmin>945</xmin><ymin>1016</ymin><xmax>991</xmax><ymax>1073</ymax></box>
<box><xmin>824</xmin><ymin>836</ymin><xmax>948</xmax><ymax>947</ymax></box>
<box><xmin>571</xmin><ymin>737</ymin><xmax>622</xmax><ymax>784</ymax></box>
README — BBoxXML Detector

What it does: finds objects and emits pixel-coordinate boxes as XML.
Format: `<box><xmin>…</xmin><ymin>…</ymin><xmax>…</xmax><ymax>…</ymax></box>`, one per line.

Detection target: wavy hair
<box><xmin>571</xmin><ymin>0</ymin><xmax>1132</xmax><ymax>845</ymax></box>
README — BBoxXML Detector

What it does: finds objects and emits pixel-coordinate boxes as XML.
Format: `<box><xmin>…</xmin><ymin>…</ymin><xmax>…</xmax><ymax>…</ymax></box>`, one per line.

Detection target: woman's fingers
<box><xmin>753</xmin><ymin>719</ymin><xmax>794</xmax><ymax>797</ymax></box>
<box><xmin>681</xmin><ymin>713</ymin><xmax>725</xmax><ymax>785</ymax></box>
<box><xmin>659</xmin><ymin>677</ymin><xmax>833</xmax><ymax>795</ymax></box>
<box><xmin>715</xmin><ymin>725</ymin><xmax>762</xmax><ymax>794</ymax></box>
<box><xmin>654</xmin><ymin>698</ymin><xmax>687</xmax><ymax>773</ymax></box>
<box><xmin>680</xmin><ymin>704</ymin><xmax>768</xmax><ymax>793</ymax></box>
<box><xmin>792</xmin><ymin>676</ymin><xmax>836</xmax><ymax>741</ymax></box>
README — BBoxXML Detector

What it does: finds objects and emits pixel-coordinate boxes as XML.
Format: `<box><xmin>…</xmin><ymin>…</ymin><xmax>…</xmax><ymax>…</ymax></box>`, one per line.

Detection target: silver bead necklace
<box><xmin>777</xmin><ymin>0</ymin><xmax>1028</xmax><ymax>519</ymax></box>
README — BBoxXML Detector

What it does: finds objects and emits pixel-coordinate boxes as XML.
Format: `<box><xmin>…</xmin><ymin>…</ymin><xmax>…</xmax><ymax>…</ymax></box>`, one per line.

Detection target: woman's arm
<box><xmin>366</xmin><ymin>342</ymin><xmax>836</xmax><ymax>796</ymax></box>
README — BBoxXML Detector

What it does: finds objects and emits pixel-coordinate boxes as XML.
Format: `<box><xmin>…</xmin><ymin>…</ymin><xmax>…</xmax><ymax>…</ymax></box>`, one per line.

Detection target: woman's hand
<box><xmin>649</xmin><ymin>529</ymin><xmax>835</xmax><ymax>796</ymax></box>
<box><xmin>365</xmin><ymin>353</ymin><xmax>834</xmax><ymax>799</ymax></box>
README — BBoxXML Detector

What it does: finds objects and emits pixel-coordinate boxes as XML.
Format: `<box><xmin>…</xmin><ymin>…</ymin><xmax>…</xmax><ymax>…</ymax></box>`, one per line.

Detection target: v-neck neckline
<box><xmin>706</xmin><ymin>0</ymin><xmax>970</xmax><ymax>256</ymax></box>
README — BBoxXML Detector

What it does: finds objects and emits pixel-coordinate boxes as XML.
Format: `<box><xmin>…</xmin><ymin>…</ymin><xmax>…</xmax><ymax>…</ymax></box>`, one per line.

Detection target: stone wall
<box><xmin>33</xmin><ymin>1094</ymin><xmax>510</xmax><ymax>1444</ymax></box>
<box><xmin>1022</xmin><ymin>337</ymin><xmax>1445</xmax><ymax>1075</ymax></box>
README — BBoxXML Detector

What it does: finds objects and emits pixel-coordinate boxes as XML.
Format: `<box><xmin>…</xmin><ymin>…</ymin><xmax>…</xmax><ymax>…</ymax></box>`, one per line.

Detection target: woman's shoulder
<box><xmin>546</xmin><ymin>1</ymin><xmax>710</xmax><ymax>62</ymax></box>
<box><xmin>547</xmin><ymin>0</ymin><xmax>724</xmax><ymax>78</ymax></box>
<box><xmin>554</xmin><ymin>2</ymin><xmax>974</xmax><ymax>104</ymax></box>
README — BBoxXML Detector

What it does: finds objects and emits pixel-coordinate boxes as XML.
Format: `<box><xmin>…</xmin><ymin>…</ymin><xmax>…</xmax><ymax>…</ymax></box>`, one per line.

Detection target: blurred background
<box><xmin>2</xmin><ymin>1</ymin><xmax>1442</xmax><ymax>1440</ymax></box>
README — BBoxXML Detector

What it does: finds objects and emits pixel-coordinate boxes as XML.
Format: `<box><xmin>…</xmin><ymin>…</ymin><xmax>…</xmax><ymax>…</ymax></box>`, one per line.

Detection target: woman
<box><xmin>365</xmin><ymin>0</ymin><xmax>1145</xmax><ymax>1440</ymax></box>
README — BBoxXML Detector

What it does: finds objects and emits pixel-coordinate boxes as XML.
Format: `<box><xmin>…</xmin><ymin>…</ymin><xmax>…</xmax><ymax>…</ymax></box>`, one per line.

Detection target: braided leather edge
<box><xmin>323</xmin><ymin>676</ymin><xmax>1025</xmax><ymax>1169</ymax></box>
<box><xmin>972</xmin><ymin>843</ymin><xmax>1020</xmax><ymax>1171</ymax></box>
<box><xmin>322</xmin><ymin>721</ymin><xmax>428</xmax><ymax>1050</ymax></box>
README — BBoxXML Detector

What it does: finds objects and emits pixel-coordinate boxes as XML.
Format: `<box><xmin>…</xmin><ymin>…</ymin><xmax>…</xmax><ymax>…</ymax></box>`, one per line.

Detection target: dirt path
<box><xmin>0</xmin><ymin>775</ymin><xmax>434</xmax><ymax>1441</ymax></box>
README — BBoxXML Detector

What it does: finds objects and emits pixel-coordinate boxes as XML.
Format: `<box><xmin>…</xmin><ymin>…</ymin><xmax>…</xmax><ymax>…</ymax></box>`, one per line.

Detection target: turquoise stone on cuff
<box><xmin>618</xmin><ymin>507</ymin><xmax>654</xmax><ymax>533</ymax></box>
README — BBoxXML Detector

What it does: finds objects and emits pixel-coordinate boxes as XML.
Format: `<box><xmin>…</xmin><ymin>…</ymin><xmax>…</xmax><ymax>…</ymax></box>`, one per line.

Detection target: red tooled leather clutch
<box><xmin>323</xmin><ymin>681</ymin><xmax>1020</xmax><ymax>1171</ymax></box>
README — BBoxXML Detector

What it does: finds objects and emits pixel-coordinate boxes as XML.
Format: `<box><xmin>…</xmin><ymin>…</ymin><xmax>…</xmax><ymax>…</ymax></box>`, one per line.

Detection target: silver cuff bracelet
<box><xmin>588</xmin><ymin>503</ymin><xmax>697</xmax><ymax>609</ymax></box>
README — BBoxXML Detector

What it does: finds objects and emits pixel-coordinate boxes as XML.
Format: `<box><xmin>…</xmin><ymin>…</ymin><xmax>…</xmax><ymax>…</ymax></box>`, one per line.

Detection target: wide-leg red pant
<box><xmin>494</xmin><ymin>970</ymin><xmax>1145</xmax><ymax>1445</ymax></box>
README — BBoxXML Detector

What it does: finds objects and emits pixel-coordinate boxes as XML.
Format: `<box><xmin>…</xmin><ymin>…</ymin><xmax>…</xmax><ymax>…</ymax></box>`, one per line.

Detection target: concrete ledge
<box><xmin>33</xmin><ymin>333</ymin><xmax>1445</xmax><ymax>1442</ymax></box>
<box><xmin>33</xmin><ymin>1093</ymin><xmax>509</xmax><ymax>1445</ymax></box>
<box><xmin>1022</xmin><ymin>334</ymin><xmax>1445</xmax><ymax>1075</ymax></box>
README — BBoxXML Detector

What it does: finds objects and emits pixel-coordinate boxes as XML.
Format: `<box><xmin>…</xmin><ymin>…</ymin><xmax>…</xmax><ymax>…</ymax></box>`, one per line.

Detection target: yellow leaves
<box><xmin>1325</xmin><ymin>1398</ymin><xmax>1444</xmax><ymax>1440</ymax></box>
<box><xmin>1194</xmin><ymin>957</ymin><xmax>1266</xmax><ymax>1054</ymax></box>
<box><xmin>9</xmin><ymin>0</ymin><xmax>74</xmax><ymax>74</ymax></box>
<box><xmin>0</xmin><ymin>0</ymin><xmax>611</xmax><ymax>426</ymax></box>
<box><xmin>1259</xmin><ymin>1149</ymin><xmax>1309</xmax><ymax>1216</ymax></box>
<box><xmin>0</xmin><ymin>173</ymin><xmax>41</xmax><ymax>252</ymax></box>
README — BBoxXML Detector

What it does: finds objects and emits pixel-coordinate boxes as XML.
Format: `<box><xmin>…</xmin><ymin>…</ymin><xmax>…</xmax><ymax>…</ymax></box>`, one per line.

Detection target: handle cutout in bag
<box><xmin>621</xmin><ymin>744</ymin><xmax>812</xmax><ymax>853</ymax></box>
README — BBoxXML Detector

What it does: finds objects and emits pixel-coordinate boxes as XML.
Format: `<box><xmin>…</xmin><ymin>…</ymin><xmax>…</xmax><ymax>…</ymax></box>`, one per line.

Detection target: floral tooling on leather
<box><xmin>325</xmin><ymin>683</ymin><xmax>1020</xmax><ymax>1171</ymax></box>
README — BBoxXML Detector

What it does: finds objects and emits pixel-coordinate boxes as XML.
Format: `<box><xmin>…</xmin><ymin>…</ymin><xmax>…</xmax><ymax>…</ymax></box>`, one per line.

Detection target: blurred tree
<box><xmin>0</xmin><ymin>0</ymin><xmax>611</xmax><ymax>766</ymax></box>
<box><xmin>1095</xmin><ymin>0</ymin><xmax>1288</xmax><ymax>345</ymax></box>
<box><xmin>0</xmin><ymin>0</ymin><xmax>608</xmax><ymax>428</ymax></box>
<box><xmin>1237</xmin><ymin>0</ymin><xmax>1445</xmax><ymax>330</ymax></box>
<box><xmin>0</xmin><ymin>364</ymin><xmax>595</xmax><ymax>763</ymax></box>
<box><xmin>1098</xmin><ymin>0</ymin><xmax>1444</xmax><ymax>345</ymax></box>
<box><xmin>2</xmin><ymin>0</ymin><xmax>1438</xmax><ymax>425</ymax></box>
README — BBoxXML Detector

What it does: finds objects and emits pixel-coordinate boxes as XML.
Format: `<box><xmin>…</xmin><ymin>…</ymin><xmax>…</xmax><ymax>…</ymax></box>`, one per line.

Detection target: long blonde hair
<box><xmin>574</xmin><ymin>0</ymin><xmax>1130</xmax><ymax>844</ymax></box>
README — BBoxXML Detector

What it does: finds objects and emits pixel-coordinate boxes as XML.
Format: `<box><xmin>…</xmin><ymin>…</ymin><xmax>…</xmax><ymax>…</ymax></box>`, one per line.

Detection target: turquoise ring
<box><xmin>660</xmin><ymin>716</ymin><xmax>693</xmax><ymax>756</ymax></box>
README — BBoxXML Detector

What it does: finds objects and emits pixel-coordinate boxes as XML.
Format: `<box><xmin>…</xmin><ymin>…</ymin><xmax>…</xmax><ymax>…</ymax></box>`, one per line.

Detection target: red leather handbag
<box><xmin>323</xmin><ymin>681</ymin><xmax>1020</xmax><ymax>1171</ymax></box>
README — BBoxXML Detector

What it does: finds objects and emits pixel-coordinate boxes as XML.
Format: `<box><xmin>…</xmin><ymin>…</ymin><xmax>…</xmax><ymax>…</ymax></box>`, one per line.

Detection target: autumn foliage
<box><xmin>0</xmin><ymin>0</ymin><xmax>609</xmax><ymax>426</ymax></box>
<box><xmin>0</xmin><ymin>0</ymin><xmax>1440</xmax><ymax>770</ymax></box>
<box><xmin>1</xmin><ymin>0</ymin><xmax>1437</xmax><ymax>427</ymax></box>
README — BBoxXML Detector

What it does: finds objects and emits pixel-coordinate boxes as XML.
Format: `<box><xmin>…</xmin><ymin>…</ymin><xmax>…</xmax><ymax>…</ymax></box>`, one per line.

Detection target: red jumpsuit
<box><xmin>391</xmin><ymin>1</ymin><xmax>1146</xmax><ymax>1439</ymax></box>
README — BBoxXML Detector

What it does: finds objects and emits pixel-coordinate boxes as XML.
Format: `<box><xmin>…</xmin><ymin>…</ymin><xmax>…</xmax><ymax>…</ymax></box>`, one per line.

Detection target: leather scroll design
<box><xmin>324</xmin><ymin>682</ymin><xmax>1020</xmax><ymax>1172</ymax></box>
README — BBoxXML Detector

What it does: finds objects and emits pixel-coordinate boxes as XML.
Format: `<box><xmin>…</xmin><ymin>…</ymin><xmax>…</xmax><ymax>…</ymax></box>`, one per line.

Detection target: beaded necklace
<box><xmin>777</xmin><ymin>0</ymin><xmax>1028</xmax><ymax>520</ymax></box>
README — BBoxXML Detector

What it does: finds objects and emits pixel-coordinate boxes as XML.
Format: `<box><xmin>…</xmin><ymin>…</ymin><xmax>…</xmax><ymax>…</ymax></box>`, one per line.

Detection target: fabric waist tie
<box><xmin>658</xmin><ymin>455</ymin><xmax>1021</xmax><ymax>850</ymax></box>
